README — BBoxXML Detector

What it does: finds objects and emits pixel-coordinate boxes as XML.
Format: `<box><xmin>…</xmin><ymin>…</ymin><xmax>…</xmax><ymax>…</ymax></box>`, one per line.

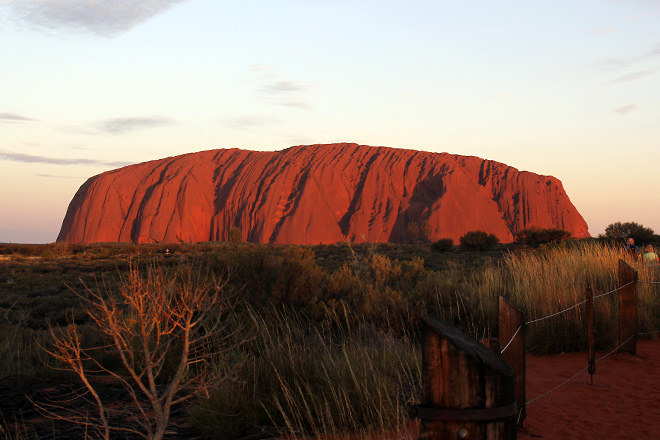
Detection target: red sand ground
<box><xmin>518</xmin><ymin>337</ymin><xmax>660</xmax><ymax>440</ymax></box>
<box><xmin>313</xmin><ymin>338</ymin><xmax>660</xmax><ymax>440</ymax></box>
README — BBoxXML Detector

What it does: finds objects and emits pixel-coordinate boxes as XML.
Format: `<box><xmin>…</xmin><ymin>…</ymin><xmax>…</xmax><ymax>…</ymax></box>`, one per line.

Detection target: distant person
<box><xmin>624</xmin><ymin>238</ymin><xmax>642</xmax><ymax>261</ymax></box>
<box><xmin>643</xmin><ymin>245</ymin><xmax>659</xmax><ymax>264</ymax></box>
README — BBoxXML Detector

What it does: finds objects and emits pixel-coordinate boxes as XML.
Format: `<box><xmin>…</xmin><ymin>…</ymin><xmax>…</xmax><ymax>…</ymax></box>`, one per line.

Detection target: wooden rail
<box><xmin>618</xmin><ymin>259</ymin><xmax>638</xmax><ymax>354</ymax></box>
<box><xmin>585</xmin><ymin>287</ymin><xmax>595</xmax><ymax>384</ymax></box>
<box><xmin>498</xmin><ymin>296</ymin><xmax>525</xmax><ymax>427</ymax></box>
<box><xmin>414</xmin><ymin>314</ymin><xmax>517</xmax><ymax>439</ymax></box>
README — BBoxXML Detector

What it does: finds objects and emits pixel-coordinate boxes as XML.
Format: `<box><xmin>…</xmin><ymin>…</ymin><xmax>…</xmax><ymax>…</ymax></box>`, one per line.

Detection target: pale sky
<box><xmin>1</xmin><ymin>0</ymin><xmax>659</xmax><ymax>243</ymax></box>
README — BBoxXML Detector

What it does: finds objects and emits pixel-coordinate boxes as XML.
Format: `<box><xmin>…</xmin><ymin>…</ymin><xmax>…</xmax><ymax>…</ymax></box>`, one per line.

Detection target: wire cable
<box><xmin>526</xmin><ymin>365</ymin><xmax>589</xmax><ymax>406</ymax></box>
<box><xmin>500</xmin><ymin>324</ymin><xmax>523</xmax><ymax>354</ymax></box>
<box><xmin>593</xmin><ymin>280</ymin><xmax>636</xmax><ymax>299</ymax></box>
<box><xmin>524</xmin><ymin>280</ymin><xmax>638</xmax><ymax>327</ymax></box>
<box><xmin>500</xmin><ymin>281</ymin><xmax>639</xmax><ymax>354</ymax></box>
<box><xmin>595</xmin><ymin>335</ymin><xmax>635</xmax><ymax>363</ymax></box>
<box><xmin>525</xmin><ymin>299</ymin><xmax>588</xmax><ymax>325</ymax></box>
<box><xmin>525</xmin><ymin>334</ymin><xmax>636</xmax><ymax>407</ymax></box>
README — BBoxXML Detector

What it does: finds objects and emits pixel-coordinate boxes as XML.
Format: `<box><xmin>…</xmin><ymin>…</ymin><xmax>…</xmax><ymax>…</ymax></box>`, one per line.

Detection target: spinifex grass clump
<box><xmin>463</xmin><ymin>241</ymin><xmax>653</xmax><ymax>354</ymax></box>
<box><xmin>635</xmin><ymin>262</ymin><xmax>660</xmax><ymax>335</ymax></box>
<box><xmin>192</xmin><ymin>304</ymin><xmax>421</xmax><ymax>439</ymax></box>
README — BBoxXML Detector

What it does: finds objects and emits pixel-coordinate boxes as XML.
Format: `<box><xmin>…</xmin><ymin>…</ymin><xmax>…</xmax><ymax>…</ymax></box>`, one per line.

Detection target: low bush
<box><xmin>514</xmin><ymin>227</ymin><xmax>571</xmax><ymax>247</ymax></box>
<box><xmin>430</xmin><ymin>238</ymin><xmax>454</xmax><ymax>253</ymax></box>
<box><xmin>459</xmin><ymin>230</ymin><xmax>499</xmax><ymax>251</ymax></box>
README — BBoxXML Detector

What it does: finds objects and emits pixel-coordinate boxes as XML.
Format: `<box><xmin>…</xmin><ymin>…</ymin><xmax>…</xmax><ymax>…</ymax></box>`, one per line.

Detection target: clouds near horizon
<box><xmin>2</xmin><ymin>0</ymin><xmax>188</xmax><ymax>37</ymax></box>
<box><xmin>34</xmin><ymin>173</ymin><xmax>86</xmax><ymax>179</ymax></box>
<box><xmin>0</xmin><ymin>150</ymin><xmax>132</xmax><ymax>167</ymax></box>
<box><xmin>226</xmin><ymin>115</ymin><xmax>282</xmax><ymax>132</ymax></box>
<box><xmin>251</xmin><ymin>66</ymin><xmax>312</xmax><ymax>109</ymax></box>
<box><xmin>0</xmin><ymin>112</ymin><xmax>38</xmax><ymax>122</ymax></box>
<box><xmin>615</xmin><ymin>104</ymin><xmax>638</xmax><ymax>114</ymax></box>
<box><xmin>93</xmin><ymin>116</ymin><xmax>177</xmax><ymax>135</ymax></box>
<box><xmin>612</xmin><ymin>69</ymin><xmax>656</xmax><ymax>82</ymax></box>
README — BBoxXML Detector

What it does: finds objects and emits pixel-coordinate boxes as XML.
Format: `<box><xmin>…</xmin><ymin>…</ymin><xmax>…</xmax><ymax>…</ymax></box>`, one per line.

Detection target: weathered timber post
<box><xmin>414</xmin><ymin>314</ymin><xmax>517</xmax><ymax>440</ymax></box>
<box><xmin>618</xmin><ymin>260</ymin><xmax>638</xmax><ymax>354</ymax></box>
<box><xmin>585</xmin><ymin>288</ymin><xmax>595</xmax><ymax>384</ymax></box>
<box><xmin>498</xmin><ymin>296</ymin><xmax>526</xmax><ymax>427</ymax></box>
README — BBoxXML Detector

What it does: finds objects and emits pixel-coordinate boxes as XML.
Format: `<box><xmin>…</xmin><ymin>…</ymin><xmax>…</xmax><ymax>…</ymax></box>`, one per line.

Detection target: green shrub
<box><xmin>430</xmin><ymin>238</ymin><xmax>454</xmax><ymax>253</ymax></box>
<box><xmin>600</xmin><ymin>221</ymin><xmax>655</xmax><ymax>245</ymax></box>
<box><xmin>229</xmin><ymin>227</ymin><xmax>242</xmax><ymax>246</ymax></box>
<box><xmin>514</xmin><ymin>227</ymin><xmax>571</xmax><ymax>247</ymax></box>
<box><xmin>459</xmin><ymin>231</ymin><xmax>499</xmax><ymax>251</ymax></box>
<box><xmin>271</xmin><ymin>247</ymin><xmax>324</xmax><ymax>306</ymax></box>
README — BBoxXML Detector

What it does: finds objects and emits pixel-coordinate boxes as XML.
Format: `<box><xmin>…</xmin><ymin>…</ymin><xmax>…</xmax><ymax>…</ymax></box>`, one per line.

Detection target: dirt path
<box><xmin>519</xmin><ymin>338</ymin><xmax>660</xmax><ymax>440</ymax></box>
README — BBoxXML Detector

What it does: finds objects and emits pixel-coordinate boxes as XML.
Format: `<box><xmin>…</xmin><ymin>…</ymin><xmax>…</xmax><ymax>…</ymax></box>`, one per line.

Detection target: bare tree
<box><xmin>42</xmin><ymin>261</ymin><xmax>242</xmax><ymax>440</ymax></box>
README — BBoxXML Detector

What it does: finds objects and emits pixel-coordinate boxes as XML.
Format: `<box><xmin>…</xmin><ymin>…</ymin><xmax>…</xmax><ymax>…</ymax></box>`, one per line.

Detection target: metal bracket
<box><xmin>410</xmin><ymin>402</ymin><xmax>518</xmax><ymax>422</ymax></box>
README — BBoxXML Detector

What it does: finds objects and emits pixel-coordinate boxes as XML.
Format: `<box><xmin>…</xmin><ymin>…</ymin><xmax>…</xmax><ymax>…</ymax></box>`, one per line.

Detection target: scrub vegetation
<box><xmin>1</xmin><ymin>236</ymin><xmax>659</xmax><ymax>439</ymax></box>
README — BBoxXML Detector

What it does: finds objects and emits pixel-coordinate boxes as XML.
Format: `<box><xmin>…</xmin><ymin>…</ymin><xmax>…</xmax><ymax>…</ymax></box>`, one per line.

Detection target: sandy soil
<box><xmin>518</xmin><ymin>337</ymin><xmax>660</xmax><ymax>440</ymax></box>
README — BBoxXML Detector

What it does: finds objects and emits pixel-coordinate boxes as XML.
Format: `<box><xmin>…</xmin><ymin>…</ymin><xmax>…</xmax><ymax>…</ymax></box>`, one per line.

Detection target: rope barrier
<box><xmin>505</xmin><ymin>279</ymin><xmax>643</xmax><ymax>405</ymax></box>
<box><xmin>500</xmin><ymin>324</ymin><xmax>522</xmax><ymax>354</ymax></box>
<box><xmin>593</xmin><ymin>279</ymin><xmax>636</xmax><ymax>299</ymax></box>
<box><xmin>594</xmin><ymin>334</ymin><xmax>636</xmax><ymax>363</ymax></box>
<box><xmin>525</xmin><ymin>334</ymin><xmax>636</xmax><ymax>407</ymax></box>
<box><xmin>525</xmin><ymin>299</ymin><xmax>588</xmax><ymax>325</ymax></box>
<box><xmin>499</xmin><ymin>280</ymin><xmax>640</xmax><ymax>354</ymax></box>
<box><xmin>499</xmin><ymin>277</ymin><xmax>655</xmax><ymax>360</ymax></box>
<box><xmin>519</xmin><ymin>279</ymin><xmax>638</xmax><ymax>328</ymax></box>
<box><xmin>516</xmin><ymin>406</ymin><xmax>524</xmax><ymax>426</ymax></box>
<box><xmin>499</xmin><ymin>275</ymin><xmax>660</xmax><ymax>419</ymax></box>
<box><xmin>526</xmin><ymin>364</ymin><xmax>589</xmax><ymax>406</ymax></box>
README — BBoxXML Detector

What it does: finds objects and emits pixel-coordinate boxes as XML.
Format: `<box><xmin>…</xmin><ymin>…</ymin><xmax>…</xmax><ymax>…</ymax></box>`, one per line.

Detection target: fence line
<box><xmin>416</xmin><ymin>261</ymin><xmax>659</xmax><ymax>438</ymax></box>
<box><xmin>594</xmin><ymin>279</ymin><xmax>636</xmax><ymax>298</ymax></box>
<box><xmin>500</xmin><ymin>278</ymin><xmax>645</xmax><ymax>354</ymax></box>
<box><xmin>498</xmin><ymin>262</ymin><xmax>660</xmax><ymax>422</ymax></box>
<box><xmin>524</xmin><ymin>299</ymin><xmax>588</xmax><ymax>325</ymax></box>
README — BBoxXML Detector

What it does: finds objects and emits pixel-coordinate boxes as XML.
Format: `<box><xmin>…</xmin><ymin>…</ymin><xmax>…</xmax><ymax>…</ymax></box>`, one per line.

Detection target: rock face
<box><xmin>57</xmin><ymin>143</ymin><xmax>590</xmax><ymax>244</ymax></box>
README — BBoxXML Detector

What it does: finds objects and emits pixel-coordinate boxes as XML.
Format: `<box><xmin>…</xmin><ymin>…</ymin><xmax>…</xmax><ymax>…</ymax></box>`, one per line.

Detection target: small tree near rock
<box><xmin>459</xmin><ymin>230</ymin><xmax>499</xmax><ymax>251</ymax></box>
<box><xmin>229</xmin><ymin>227</ymin><xmax>242</xmax><ymax>246</ymax></box>
<box><xmin>43</xmin><ymin>262</ymin><xmax>242</xmax><ymax>440</ymax></box>
<box><xmin>600</xmin><ymin>221</ymin><xmax>655</xmax><ymax>245</ymax></box>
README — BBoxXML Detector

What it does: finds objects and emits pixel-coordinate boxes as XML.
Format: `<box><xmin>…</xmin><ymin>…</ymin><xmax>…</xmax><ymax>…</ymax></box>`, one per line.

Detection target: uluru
<box><xmin>57</xmin><ymin>143</ymin><xmax>590</xmax><ymax>244</ymax></box>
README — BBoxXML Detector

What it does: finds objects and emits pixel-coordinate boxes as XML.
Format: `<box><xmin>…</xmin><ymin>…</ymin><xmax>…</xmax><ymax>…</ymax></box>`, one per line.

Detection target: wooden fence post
<box><xmin>498</xmin><ymin>296</ymin><xmax>526</xmax><ymax>427</ymax></box>
<box><xmin>585</xmin><ymin>288</ymin><xmax>595</xmax><ymax>384</ymax></box>
<box><xmin>618</xmin><ymin>259</ymin><xmax>638</xmax><ymax>354</ymax></box>
<box><xmin>414</xmin><ymin>314</ymin><xmax>517</xmax><ymax>440</ymax></box>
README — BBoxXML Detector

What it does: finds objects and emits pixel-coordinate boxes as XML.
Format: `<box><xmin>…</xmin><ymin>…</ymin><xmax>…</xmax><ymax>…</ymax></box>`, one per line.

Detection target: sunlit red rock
<box><xmin>57</xmin><ymin>143</ymin><xmax>590</xmax><ymax>244</ymax></box>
